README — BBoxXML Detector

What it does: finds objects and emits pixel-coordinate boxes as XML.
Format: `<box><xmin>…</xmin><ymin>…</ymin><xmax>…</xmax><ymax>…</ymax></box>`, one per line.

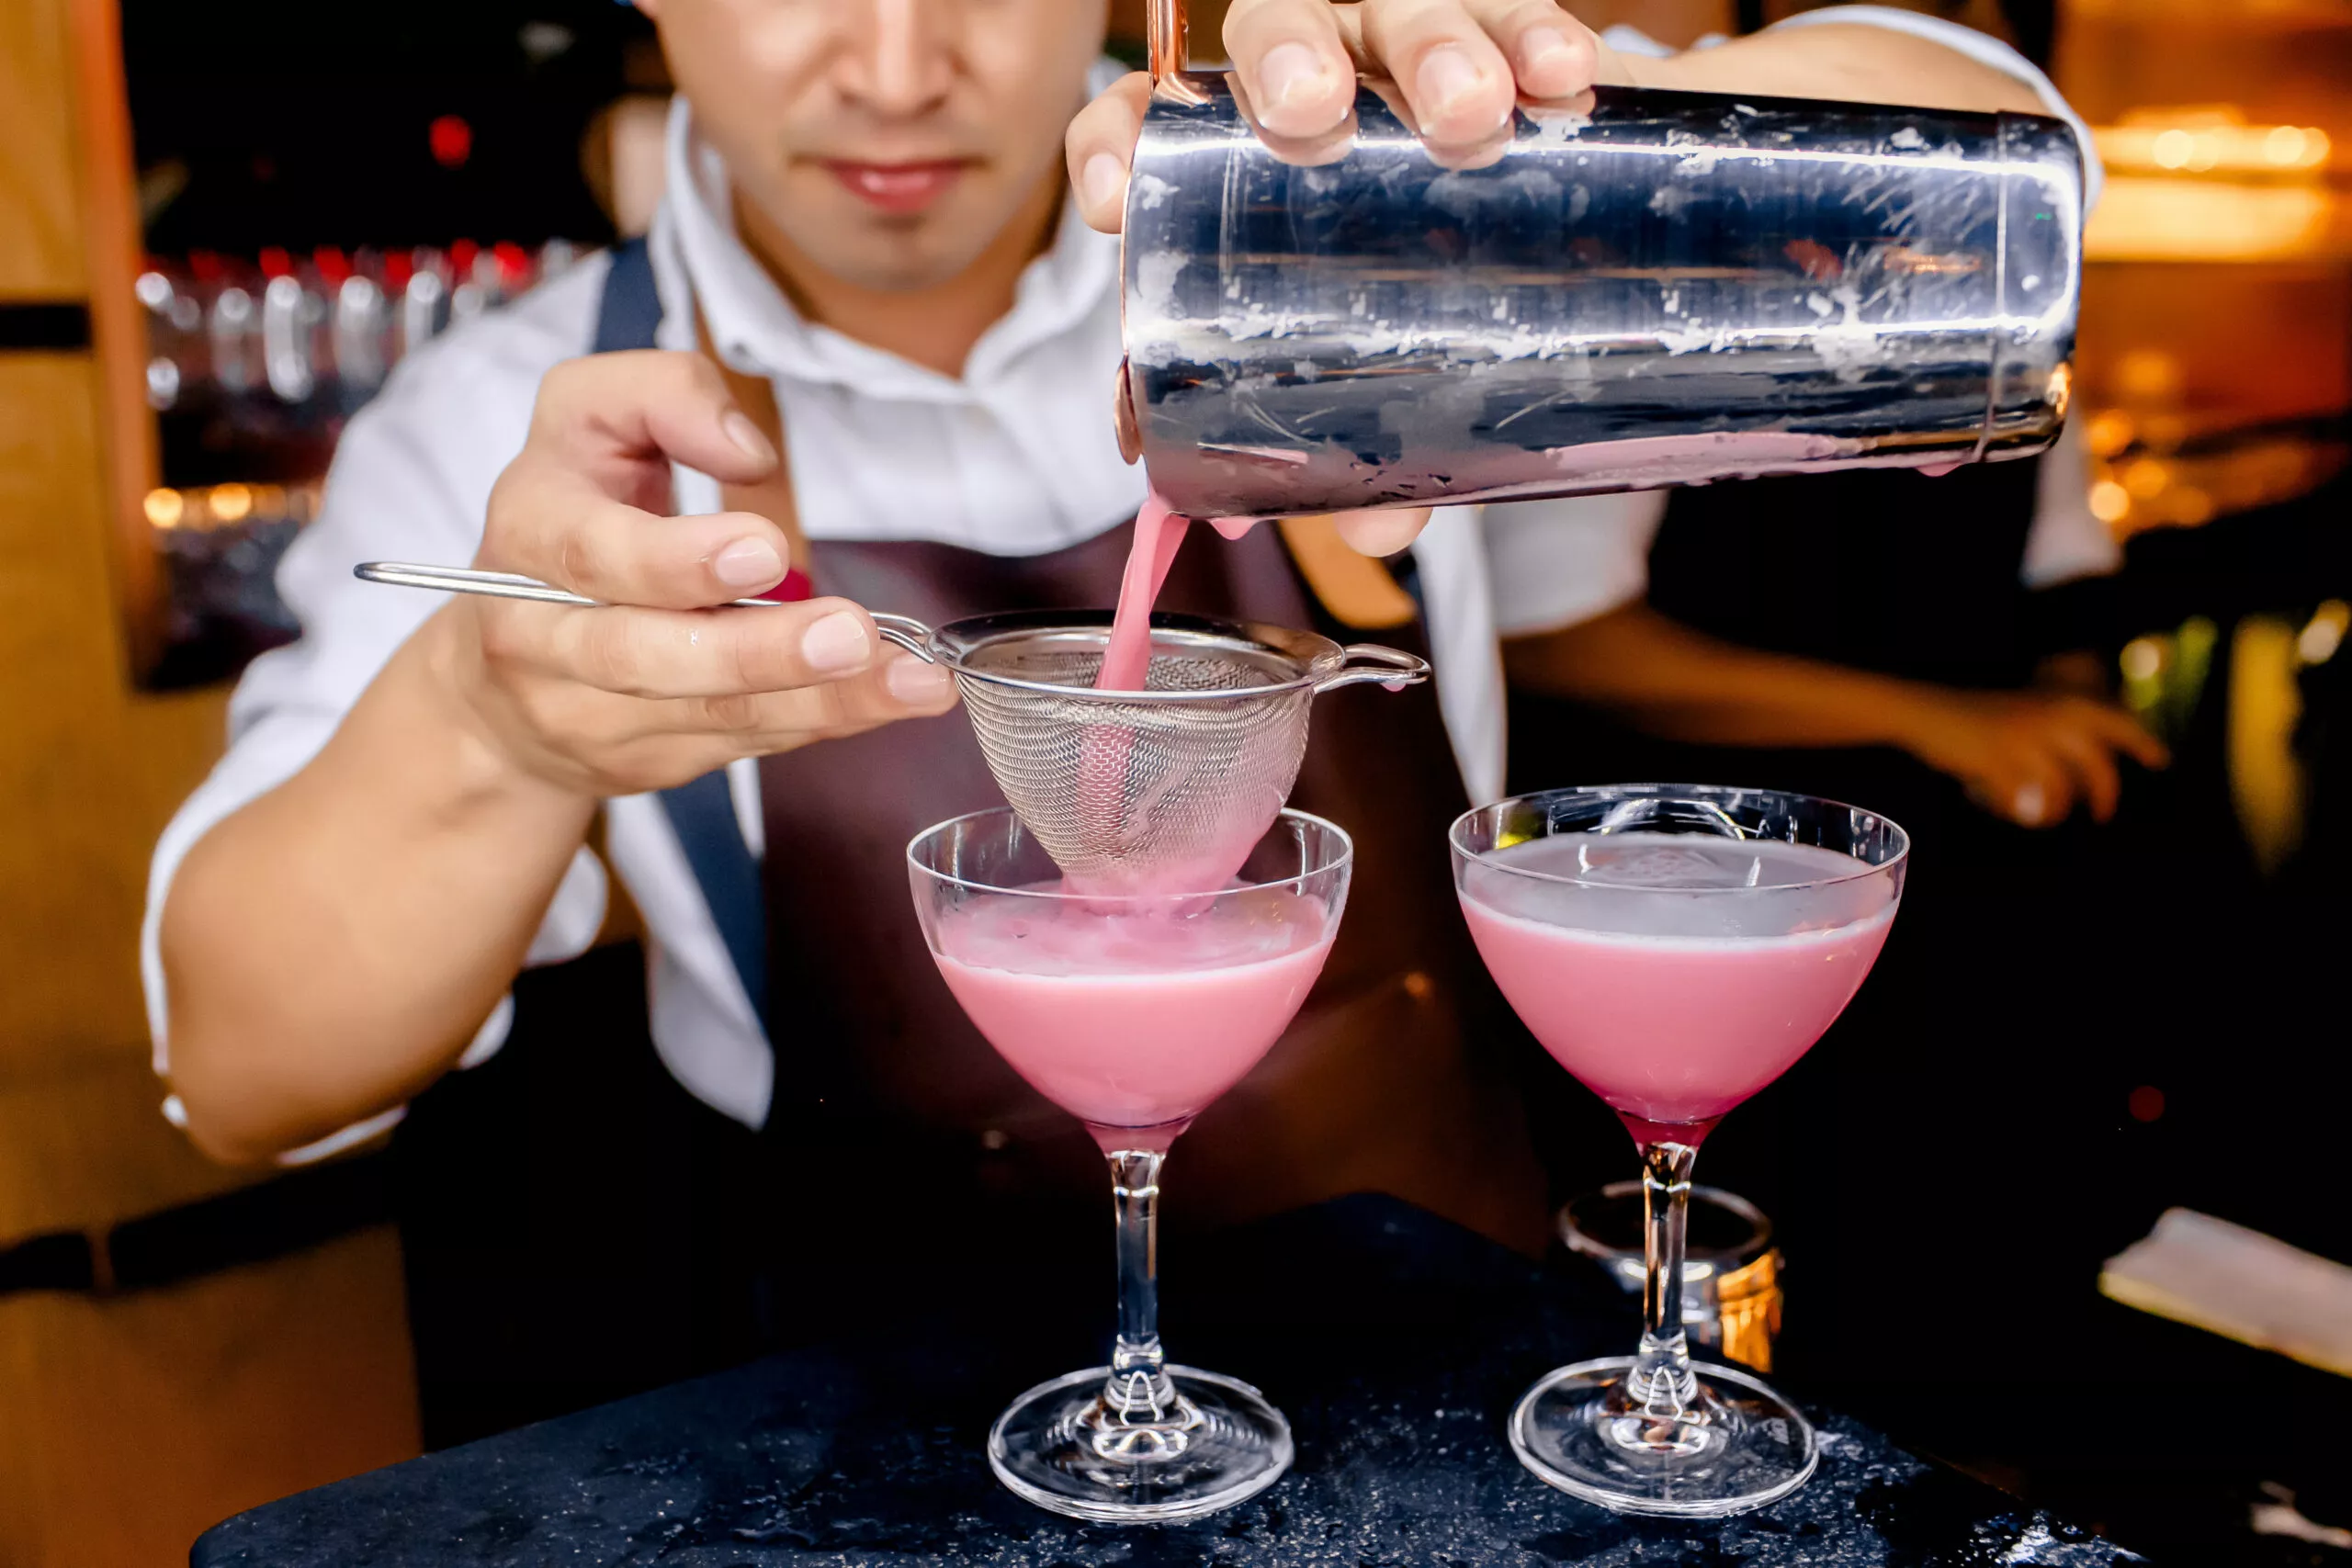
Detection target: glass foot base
<box><xmin>987</xmin><ymin>1365</ymin><xmax>1292</xmax><ymax>1524</ymax></box>
<box><xmin>1509</xmin><ymin>1356</ymin><xmax>1817</xmax><ymax>1518</ymax></box>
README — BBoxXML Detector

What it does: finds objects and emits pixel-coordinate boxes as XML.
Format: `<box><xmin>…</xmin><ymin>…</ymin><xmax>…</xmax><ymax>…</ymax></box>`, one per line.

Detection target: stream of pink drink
<box><xmin>1458</xmin><ymin>833</ymin><xmax>1896</xmax><ymax>1145</ymax></box>
<box><xmin>1093</xmin><ymin>494</ymin><xmax>1261</xmax><ymax>691</ymax></box>
<box><xmin>933</xmin><ymin>885</ymin><xmax>1335</xmax><ymax>1150</ymax></box>
<box><xmin>1072</xmin><ymin>494</ymin><xmax>1268</xmax><ymax>895</ymax></box>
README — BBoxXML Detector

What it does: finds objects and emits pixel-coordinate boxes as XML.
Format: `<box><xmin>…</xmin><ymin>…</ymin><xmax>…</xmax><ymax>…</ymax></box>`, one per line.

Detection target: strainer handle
<box><xmin>1316</xmin><ymin>643</ymin><xmax>1432</xmax><ymax>693</ymax></box>
<box><xmin>871</xmin><ymin>613</ymin><xmax>938</xmax><ymax>660</ymax></box>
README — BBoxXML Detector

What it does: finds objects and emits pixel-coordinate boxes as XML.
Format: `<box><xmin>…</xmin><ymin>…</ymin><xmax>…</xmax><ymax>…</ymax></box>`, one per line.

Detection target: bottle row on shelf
<box><xmin>136</xmin><ymin>240</ymin><xmax>586</xmax><ymax>412</ymax></box>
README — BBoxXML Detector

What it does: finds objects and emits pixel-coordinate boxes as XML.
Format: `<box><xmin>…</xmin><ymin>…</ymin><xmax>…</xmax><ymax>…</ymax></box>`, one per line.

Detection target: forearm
<box><xmin>161</xmin><ymin>605</ymin><xmax>597</xmax><ymax>1162</ymax></box>
<box><xmin>1504</xmin><ymin>602</ymin><xmax>1930</xmax><ymax>751</ymax></box>
<box><xmin>1629</xmin><ymin>22</ymin><xmax>2049</xmax><ymax>115</ymax></box>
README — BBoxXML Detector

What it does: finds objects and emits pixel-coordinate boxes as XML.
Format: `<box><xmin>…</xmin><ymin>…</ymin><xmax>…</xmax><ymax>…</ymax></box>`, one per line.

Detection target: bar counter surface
<box><xmin>191</xmin><ymin>1195</ymin><xmax>2142</xmax><ymax>1565</ymax></box>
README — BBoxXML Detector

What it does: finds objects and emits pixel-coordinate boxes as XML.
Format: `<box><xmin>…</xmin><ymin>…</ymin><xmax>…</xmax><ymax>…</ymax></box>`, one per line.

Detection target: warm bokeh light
<box><xmin>2167</xmin><ymin>487</ymin><xmax>2215</xmax><ymax>526</ymax></box>
<box><xmin>209</xmin><ymin>483</ymin><xmax>253</xmax><ymax>525</ymax></box>
<box><xmin>2122</xmin><ymin>458</ymin><xmax>2172</xmax><ymax>500</ymax></box>
<box><xmin>2120</xmin><ymin>637</ymin><xmax>2164</xmax><ymax>682</ymax></box>
<box><xmin>2098</xmin><ymin>118</ymin><xmax>2334</xmax><ymax>176</ymax></box>
<box><xmin>2088</xmin><ymin>479</ymin><xmax>2132</xmax><ymax>525</ymax></box>
<box><xmin>142</xmin><ymin>488</ymin><xmax>184</xmax><ymax>530</ymax></box>
<box><xmin>2114</xmin><ymin>350</ymin><xmax>2184</xmax><ymax>402</ymax></box>
<box><xmin>2084</xmin><ymin>410</ymin><xmax>2135</xmax><ymax>457</ymax></box>
<box><xmin>2300</xmin><ymin>601</ymin><xmax>2350</xmax><ymax>666</ymax></box>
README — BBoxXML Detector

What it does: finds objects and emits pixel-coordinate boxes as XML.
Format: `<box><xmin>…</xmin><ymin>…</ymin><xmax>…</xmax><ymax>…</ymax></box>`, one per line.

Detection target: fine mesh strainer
<box><xmin>873</xmin><ymin>609</ymin><xmax>1428</xmax><ymax>892</ymax></box>
<box><xmin>349</xmin><ymin>564</ymin><xmax>1428</xmax><ymax>892</ymax></box>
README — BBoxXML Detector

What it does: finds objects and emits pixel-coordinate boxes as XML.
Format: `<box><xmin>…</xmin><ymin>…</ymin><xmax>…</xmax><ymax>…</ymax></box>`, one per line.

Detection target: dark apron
<box><xmin>395</xmin><ymin>239</ymin><xmax>1547</xmax><ymax>1447</ymax></box>
<box><xmin>761</xmin><ymin>522</ymin><xmax>1547</xmax><ymax>1256</ymax></box>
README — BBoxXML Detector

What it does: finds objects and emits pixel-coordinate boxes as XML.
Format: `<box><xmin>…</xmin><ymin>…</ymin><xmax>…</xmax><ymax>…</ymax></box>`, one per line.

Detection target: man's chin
<box><xmin>794</xmin><ymin>227</ymin><xmax>1001</xmax><ymax>296</ymax></box>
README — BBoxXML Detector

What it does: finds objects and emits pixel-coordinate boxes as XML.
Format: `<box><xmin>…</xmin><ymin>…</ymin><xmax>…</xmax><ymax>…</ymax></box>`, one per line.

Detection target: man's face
<box><xmin>643</xmin><ymin>0</ymin><xmax>1110</xmax><ymax>293</ymax></box>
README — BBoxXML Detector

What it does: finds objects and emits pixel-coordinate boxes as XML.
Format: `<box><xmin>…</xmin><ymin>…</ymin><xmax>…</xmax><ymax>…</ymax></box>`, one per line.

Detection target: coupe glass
<box><xmin>1450</xmin><ymin>785</ymin><xmax>1907</xmax><ymax>1517</ymax></box>
<box><xmin>908</xmin><ymin>807</ymin><xmax>1352</xmax><ymax>1523</ymax></box>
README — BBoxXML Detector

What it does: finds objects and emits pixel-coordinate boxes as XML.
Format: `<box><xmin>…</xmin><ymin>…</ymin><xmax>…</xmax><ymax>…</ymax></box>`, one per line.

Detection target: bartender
<box><xmin>144</xmin><ymin>0</ymin><xmax>2093</xmax><ymax>1437</ymax></box>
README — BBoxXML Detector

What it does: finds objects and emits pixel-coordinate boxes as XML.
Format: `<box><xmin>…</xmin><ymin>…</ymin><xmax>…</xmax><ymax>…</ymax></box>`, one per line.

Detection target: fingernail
<box><xmin>801</xmin><ymin>610</ymin><xmax>871</xmax><ymax>674</ymax></box>
<box><xmin>2012</xmin><ymin>784</ymin><xmax>2046</xmax><ymax>825</ymax></box>
<box><xmin>1518</xmin><ymin>28</ymin><xmax>1578</xmax><ymax>87</ymax></box>
<box><xmin>1080</xmin><ymin>152</ymin><xmax>1125</xmax><ymax>216</ymax></box>
<box><xmin>712</xmin><ymin>536</ymin><xmax>785</xmax><ymax>589</ymax></box>
<box><xmin>1259</xmin><ymin>41</ymin><xmax>1330</xmax><ymax>118</ymax></box>
<box><xmin>1418</xmin><ymin>46</ymin><xmax>1489</xmax><ymax>123</ymax></box>
<box><xmin>887</xmin><ymin>654</ymin><xmax>955</xmax><ymax>705</ymax></box>
<box><xmin>721</xmin><ymin>409</ymin><xmax>775</xmax><ymax>467</ymax></box>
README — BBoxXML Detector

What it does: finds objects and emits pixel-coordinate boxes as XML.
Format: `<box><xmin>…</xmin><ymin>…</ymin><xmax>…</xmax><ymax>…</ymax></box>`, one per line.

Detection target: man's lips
<box><xmin>821</xmin><ymin>160</ymin><xmax>969</xmax><ymax>215</ymax></box>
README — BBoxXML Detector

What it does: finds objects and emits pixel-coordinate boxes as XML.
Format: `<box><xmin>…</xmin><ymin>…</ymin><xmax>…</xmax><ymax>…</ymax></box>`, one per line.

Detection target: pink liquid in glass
<box><xmin>1458</xmin><ymin>833</ymin><xmax>1894</xmax><ymax>1144</ymax></box>
<box><xmin>933</xmin><ymin>886</ymin><xmax>1335</xmax><ymax>1150</ymax></box>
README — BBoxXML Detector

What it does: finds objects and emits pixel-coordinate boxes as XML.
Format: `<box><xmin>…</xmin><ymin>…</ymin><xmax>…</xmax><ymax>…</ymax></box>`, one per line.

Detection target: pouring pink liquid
<box><xmin>1073</xmin><ymin>494</ymin><xmax>1271</xmax><ymax>895</ymax></box>
<box><xmin>1094</xmin><ymin>493</ymin><xmax>1260</xmax><ymax>693</ymax></box>
<box><xmin>933</xmin><ymin>885</ymin><xmax>1335</xmax><ymax>1150</ymax></box>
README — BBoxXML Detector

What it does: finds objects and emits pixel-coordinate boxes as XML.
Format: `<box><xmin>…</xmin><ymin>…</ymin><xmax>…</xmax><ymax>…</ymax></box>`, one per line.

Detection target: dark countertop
<box><xmin>193</xmin><ymin>1195</ymin><xmax>2144</xmax><ymax>1566</ymax></box>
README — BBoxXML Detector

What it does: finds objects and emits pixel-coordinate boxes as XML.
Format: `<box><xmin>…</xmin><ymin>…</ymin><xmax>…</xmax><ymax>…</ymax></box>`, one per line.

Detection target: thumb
<box><xmin>1333</xmin><ymin>508</ymin><xmax>1432</xmax><ymax>557</ymax></box>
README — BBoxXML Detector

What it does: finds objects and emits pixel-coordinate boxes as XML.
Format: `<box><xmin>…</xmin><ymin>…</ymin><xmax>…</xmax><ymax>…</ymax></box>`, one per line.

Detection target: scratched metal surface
<box><xmin>192</xmin><ymin>1196</ymin><xmax>2142</xmax><ymax>1566</ymax></box>
<box><xmin>1123</xmin><ymin>82</ymin><xmax>2081</xmax><ymax>517</ymax></box>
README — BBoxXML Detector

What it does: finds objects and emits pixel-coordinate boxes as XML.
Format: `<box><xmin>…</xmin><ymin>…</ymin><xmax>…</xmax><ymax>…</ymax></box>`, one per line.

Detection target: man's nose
<box><xmin>842</xmin><ymin>0</ymin><xmax>955</xmax><ymax>118</ymax></box>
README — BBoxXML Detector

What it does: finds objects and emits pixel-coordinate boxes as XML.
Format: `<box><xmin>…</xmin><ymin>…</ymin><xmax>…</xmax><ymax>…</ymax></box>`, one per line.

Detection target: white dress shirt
<box><xmin>141</xmin><ymin>22</ymin><xmax>2102</xmax><ymax>1160</ymax></box>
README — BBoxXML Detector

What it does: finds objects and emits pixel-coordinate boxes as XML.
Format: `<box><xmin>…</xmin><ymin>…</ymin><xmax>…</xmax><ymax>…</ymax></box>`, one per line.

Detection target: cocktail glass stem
<box><xmin>1104</xmin><ymin>1149</ymin><xmax>1176</xmax><ymax>1421</ymax></box>
<box><xmin>1628</xmin><ymin>1140</ymin><xmax>1701</xmax><ymax>1422</ymax></box>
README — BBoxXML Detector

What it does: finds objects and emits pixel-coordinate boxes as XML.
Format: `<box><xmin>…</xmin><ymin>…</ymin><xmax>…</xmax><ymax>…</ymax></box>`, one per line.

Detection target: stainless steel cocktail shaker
<box><xmin>1116</xmin><ymin>2</ymin><xmax>2085</xmax><ymax>519</ymax></box>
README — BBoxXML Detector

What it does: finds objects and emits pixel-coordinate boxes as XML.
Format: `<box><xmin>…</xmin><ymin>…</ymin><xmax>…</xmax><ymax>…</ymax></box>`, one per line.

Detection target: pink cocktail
<box><xmin>1452</xmin><ymin>787</ymin><xmax>1907</xmax><ymax>1519</ymax></box>
<box><xmin>934</xmin><ymin>886</ymin><xmax>1333</xmax><ymax>1148</ymax></box>
<box><xmin>909</xmin><ymin>807</ymin><xmax>1351</xmax><ymax>1524</ymax></box>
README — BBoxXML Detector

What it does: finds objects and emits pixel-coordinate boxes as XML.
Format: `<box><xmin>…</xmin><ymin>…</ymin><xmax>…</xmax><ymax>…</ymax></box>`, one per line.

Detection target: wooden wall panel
<box><xmin>0</xmin><ymin>1227</ymin><xmax>420</xmax><ymax>1568</ymax></box>
<box><xmin>0</xmin><ymin>1058</ymin><xmax>264</xmax><ymax>1245</ymax></box>
<box><xmin>0</xmin><ymin>354</ymin><xmax>225</xmax><ymax>1090</ymax></box>
<box><xmin>0</xmin><ymin>6</ymin><xmax>425</xmax><ymax>1563</ymax></box>
<box><xmin>0</xmin><ymin>0</ymin><xmax>87</xmax><ymax>298</ymax></box>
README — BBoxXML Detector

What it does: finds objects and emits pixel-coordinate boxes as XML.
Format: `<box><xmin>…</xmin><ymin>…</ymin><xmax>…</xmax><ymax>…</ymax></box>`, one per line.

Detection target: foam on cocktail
<box><xmin>1458</xmin><ymin>833</ymin><xmax>1893</xmax><ymax>1139</ymax></box>
<box><xmin>933</xmin><ymin>886</ymin><xmax>1334</xmax><ymax>1148</ymax></box>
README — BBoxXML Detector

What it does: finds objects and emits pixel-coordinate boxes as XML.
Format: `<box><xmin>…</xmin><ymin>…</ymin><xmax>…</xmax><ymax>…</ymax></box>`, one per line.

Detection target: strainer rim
<box><xmin>906</xmin><ymin>805</ymin><xmax>1354</xmax><ymax>901</ymax></box>
<box><xmin>925</xmin><ymin>609</ymin><xmax>1344</xmax><ymax>702</ymax></box>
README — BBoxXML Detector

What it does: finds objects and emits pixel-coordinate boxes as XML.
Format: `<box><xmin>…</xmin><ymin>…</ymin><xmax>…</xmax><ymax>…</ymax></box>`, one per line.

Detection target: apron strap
<box><xmin>591</xmin><ymin>236</ymin><xmax>664</xmax><ymax>355</ymax></box>
<box><xmin>655</xmin><ymin>772</ymin><xmax>769</xmax><ymax>1034</ymax></box>
<box><xmin>594</xmin><ymin>238</ymin><xmax>773</xmax><ymax>1041</ymax></box>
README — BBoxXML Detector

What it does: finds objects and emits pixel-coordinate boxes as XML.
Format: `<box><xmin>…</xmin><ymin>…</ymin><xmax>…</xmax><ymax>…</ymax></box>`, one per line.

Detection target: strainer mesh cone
<box><xmin>947</xmin><ymin>625</ymin><xmax>1320</xmax><ymax>894</ymax></box>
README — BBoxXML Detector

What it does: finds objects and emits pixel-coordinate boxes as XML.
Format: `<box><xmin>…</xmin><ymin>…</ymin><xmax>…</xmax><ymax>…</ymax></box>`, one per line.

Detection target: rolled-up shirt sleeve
<box><xmin>141</xmin><ymin>312</ymin><xmax>609</xmax><ymax>1162</ymax></box>
<box><xmin>1764</xmin><ymin>6</ymin><xmax>2103</xmax><ymax>211</ymax></box>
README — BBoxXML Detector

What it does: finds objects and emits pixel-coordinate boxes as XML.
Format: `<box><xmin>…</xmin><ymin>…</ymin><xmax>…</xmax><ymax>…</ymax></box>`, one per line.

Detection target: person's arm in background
<box><xmin>1503</xmin><ymin>604</ymin><xmax>2168</xmax><ymax>828</ymax></box>
<box><xmin>1624</xmin><ymin>13</ymin><xmax>2044</xmax><ymax>114</ymax></box>
<box><xmin>158</xmin><ymin>351</ymin><xmax>956</xmax><ymax>1165</ymax></box>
